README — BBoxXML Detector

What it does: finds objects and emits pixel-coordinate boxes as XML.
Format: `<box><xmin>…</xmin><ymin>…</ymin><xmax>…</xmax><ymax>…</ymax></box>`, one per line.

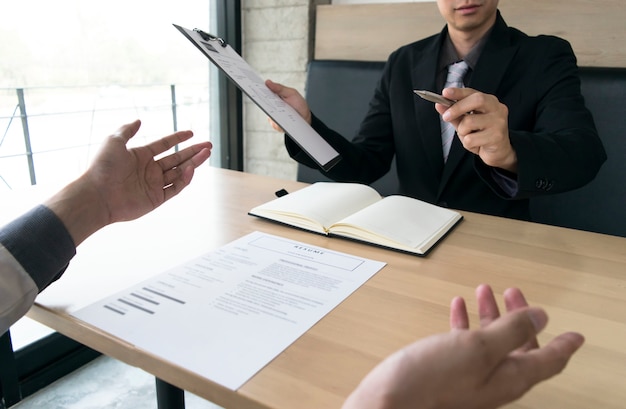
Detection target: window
<box><xmin>0</xmin><ymin>1</ymin><xmax>242</xmax><ymax>405</ymax></box>
<box><xmin>1</xmin><ymin>0</ymin><xmax>213</xmax><ymax>192</ymax></box>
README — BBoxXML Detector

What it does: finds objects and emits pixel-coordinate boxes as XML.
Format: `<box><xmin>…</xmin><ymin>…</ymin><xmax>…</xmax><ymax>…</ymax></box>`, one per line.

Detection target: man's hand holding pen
<box><xmin>436</xmin><ymin>87</ymin><xmax>517</xmax><ymax>173</ymax></box>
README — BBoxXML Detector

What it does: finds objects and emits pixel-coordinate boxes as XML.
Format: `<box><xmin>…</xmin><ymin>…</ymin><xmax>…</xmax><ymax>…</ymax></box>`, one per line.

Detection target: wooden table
<box><xmin>12</xmin><ymin>166</ymin><xmax>626</xmax><ymax>409</ymax></box>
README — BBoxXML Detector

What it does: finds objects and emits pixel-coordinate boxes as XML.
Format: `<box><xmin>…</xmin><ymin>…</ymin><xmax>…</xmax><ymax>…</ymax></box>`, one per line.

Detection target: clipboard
<box><xmin>173</xmin><ymin>24</ymin><xmax>341</xmax><ymax>172</ymax></box>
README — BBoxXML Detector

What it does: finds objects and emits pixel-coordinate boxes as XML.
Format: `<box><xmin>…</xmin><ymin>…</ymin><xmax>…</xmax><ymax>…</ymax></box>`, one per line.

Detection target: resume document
<box><xmin>73</xmin><ymin>231</ymin><xmax>385</xmax><ymax>389</ymax></box>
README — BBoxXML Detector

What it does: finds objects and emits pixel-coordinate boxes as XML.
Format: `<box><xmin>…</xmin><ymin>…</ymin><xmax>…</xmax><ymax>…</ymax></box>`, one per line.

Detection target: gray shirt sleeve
<box><xmin>0</xmin><ymin>205</ymin><xmax>76</xmax><ymax>334</ymax></box>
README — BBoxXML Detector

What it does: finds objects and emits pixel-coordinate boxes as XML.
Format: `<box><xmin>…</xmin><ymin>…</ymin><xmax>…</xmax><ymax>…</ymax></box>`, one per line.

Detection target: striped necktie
<box><xmin>440</xmin><ymin>60</ymin><xmax>469</xmax><ymax>162</ymax></box>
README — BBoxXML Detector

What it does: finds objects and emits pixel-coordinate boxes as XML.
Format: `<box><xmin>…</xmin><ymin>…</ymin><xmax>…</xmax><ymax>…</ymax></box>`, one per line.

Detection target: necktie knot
<box><xmin>444</xmin><ymin>60</ymin><xmax>469</xmax><ymax>89</ymax></box>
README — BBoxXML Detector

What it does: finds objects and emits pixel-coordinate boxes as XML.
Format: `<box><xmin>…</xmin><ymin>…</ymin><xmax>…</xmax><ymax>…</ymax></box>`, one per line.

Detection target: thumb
<box><xmin>478</xmin><ymin>307</ymin><xmax>548</xmax><ymax>368</ymax></box>
<box><xmin>265</xmin><ymin>79</ymin><xmax>281</xmax><ymax>93</ymax></box>
<box><xmin>112</xmin><ymin>119</ymin><xmax>142</xmax><ymax>143</ymax></box>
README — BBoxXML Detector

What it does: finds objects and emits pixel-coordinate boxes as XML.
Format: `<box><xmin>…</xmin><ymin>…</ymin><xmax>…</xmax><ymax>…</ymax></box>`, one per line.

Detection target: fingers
<box><xmin>452</xmin><ymin>285</ymin><xmax>534</xmax><ymax>331</ymax></box>
<box><xmin>161</xmin><ymin>145</ymin><xmax>212</xmax><ymax>186</ymax></box>
<box><xmin>440</xmin><ymin>88</ymin><xmax>478</xmax><ymax>122</ymax></box>
<box><xmin>265</xmin><ymin>79</ymin><xmax>301</xmax><ymax>100</ymax></box>
<box><xmin>265</xmin><ymin>78</ymin><xmax>278</xmax><ymax>91</ymax></box>
<box><xmin>476</xmin><ymin>284</ymin><xmax>501</xmax><ymax>327</ymax></box>
<box><xmin>504</xmin><ymin>287</ymin><xmax>539</xmax><ymax>350</ymax></box>
<box><xmin>440</xmin><ymin>90</ymin><xmax>513</xmax><ymax>169</ymax></box>
<box><xmin>267</xmin><ymin>117</ymin><xmax>285</xmax><ymax>133</ymax></box>
<box><xmin>446</xmin><ymin>285</ymin><xmax>584</xmax><ymax>408</ymax></box>
<box><xmin>265</xmin><ymin>79</ymin><xmax>311</xmax><ymax>124</ymax></box>
<box><xmin>158</xmin><ymin>141</ymin><xmax>212</xmax><ymax>172</ymax></box>
<box><xmin>187</xmin><ymin>145</ymin><xmax>212</xmax><ymax>168</ymax></box>
<box><xmin>459</xmin><ymin>285</ymin><xmax>540</xmax><ymax>353</ymax></box>
<box><xmin>146</xmin><ymin>130</ymin><xmax>195</xmax><ymax>157</ymax></box>
<box><xmin>265</xmin><ymin>79</ymin><xmax>288</xmax><ymax>97</ymax></box>
<box><xmin>112</xmin><ymin>119</ymin><xmax>142</xmax><ymax>143</ymax></box>
<box><xmin>478</xmin><ymin>307</ymin><xmax>549</xmax><ymax>368</ymax></box>
<box><xmin>450</xmin><ymin>296</ymin><xmax>469</xmax><ymax>330</ymax></box>
<box><xmin>503</xmin><ymin>287</ymin><xmax>530</xmax><ymax>311</ymax></box>
<box><xmin>160</xmin><ymin>143</ymin><xmax>212</xmax><ymax>202</ymax></box>
<box><xmin>485</xmin><ymin>331</ymin><xmax>584</xmax><ymax>405</ymax></box>
<box><xmin>442</xmin><ymin>87</ymin><xmax>472</xmax><ymax>101</ymax></box>
<box><xmin>517</xmin><ymin>331</ymin><xmax>585</xmax><ymax>383</ymax></box>
<box><xmin>450</xmin><ymin>284</ymin><xmax>506</xmax><ymax>330</ymax></box>
<box><xmin>162</xmin><ymin>168</ymin><xmax>188</xmax><ymax>202</ymax></box>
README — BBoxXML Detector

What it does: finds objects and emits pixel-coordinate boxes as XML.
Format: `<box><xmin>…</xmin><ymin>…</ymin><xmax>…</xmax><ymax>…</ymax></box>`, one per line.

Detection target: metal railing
<box><xmin>0</xmin><ymin>84</ymin><xmax>210</xmax><ymax>191</ymax></box>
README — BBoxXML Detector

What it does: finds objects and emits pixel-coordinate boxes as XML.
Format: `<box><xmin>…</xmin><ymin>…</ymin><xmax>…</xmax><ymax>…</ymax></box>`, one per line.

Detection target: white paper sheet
<box><xmin>73</xmin><ymin>231</ymin><xmax>385</xmax><ymax>390</ymax></box>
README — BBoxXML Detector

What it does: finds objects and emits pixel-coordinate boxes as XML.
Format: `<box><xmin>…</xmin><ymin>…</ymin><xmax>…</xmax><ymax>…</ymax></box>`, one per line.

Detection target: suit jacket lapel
<box><xmin>411</xmin><ymin>32</ymin><xmax>446</xmax><ymax>178</ymax></box>
<box><xmin>469</xmin><ymin>12</ymin><xmax>519</xmax><ymax>96</ymax></box>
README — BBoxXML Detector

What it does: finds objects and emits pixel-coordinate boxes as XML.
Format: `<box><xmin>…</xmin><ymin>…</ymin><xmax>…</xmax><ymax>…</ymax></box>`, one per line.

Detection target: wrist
<box><xmin>44</xmin><ymin>174</ymin><xmax>111</xmax><ymax>246</ymax></box>
<box><xmin>497</xmin><ymin>149</ymin><xmax>518</xmax><ymax>173</ymax></box>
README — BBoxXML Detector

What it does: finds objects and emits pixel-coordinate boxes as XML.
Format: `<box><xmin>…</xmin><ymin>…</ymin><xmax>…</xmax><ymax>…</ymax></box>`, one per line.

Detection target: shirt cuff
<box><xmin>0</xmin><ymin>205</ymin><xmax>76</xmax><ymax>291</ymax></box>
<box><xmin>491</xmin><ymin>168</ymin><xmax>519</xmax><ymax>197</ymax></box>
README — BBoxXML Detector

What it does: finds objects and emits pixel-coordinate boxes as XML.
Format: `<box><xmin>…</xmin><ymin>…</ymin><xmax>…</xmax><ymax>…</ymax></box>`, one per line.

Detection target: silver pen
<box><xmin>413</xmin><ymin>90</ymin><xmax>455</xmax><ymax>107</ymax></box>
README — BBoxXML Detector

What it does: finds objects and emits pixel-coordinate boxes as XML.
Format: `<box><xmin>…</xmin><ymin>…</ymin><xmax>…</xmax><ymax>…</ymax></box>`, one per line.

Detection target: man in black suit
<box><xmin>266</xmin><ymin>0</ymin><xmax>606</xmax><ymax>220</ymax></box>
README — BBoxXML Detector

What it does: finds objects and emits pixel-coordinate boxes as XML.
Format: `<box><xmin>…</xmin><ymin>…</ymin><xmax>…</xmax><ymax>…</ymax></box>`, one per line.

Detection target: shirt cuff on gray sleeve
<box><xmin>0</xmin><ymin>205</ymin><xmax>76</xmax><ymax>291</ymax></box>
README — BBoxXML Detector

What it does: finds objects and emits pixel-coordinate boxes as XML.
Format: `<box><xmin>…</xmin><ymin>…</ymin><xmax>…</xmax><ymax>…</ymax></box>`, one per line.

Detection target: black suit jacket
<box><xmin>287</xmin><ymin>12</ymin><xmax>606</xmax><ymax>220</ymax></box>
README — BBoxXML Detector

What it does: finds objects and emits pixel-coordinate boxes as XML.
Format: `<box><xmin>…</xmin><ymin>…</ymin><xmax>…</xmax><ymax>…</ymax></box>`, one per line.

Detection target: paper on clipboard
<box><xmin>173</xmin><ymin>24</ymin><xmax>341</xmax><ymax>171</ymax></box>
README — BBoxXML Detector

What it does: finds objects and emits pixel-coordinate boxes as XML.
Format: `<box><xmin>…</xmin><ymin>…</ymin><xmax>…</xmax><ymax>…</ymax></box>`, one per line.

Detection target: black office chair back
<box><xmin>301</xmin><ymin>60</ymin><xmax>398</xmax><ymax>196</ymax></box>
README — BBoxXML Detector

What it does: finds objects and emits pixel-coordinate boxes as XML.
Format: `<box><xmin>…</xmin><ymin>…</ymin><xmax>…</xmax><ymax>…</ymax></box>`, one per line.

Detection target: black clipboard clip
<box><xmin>193</xmin><ymin>29</ymin><xmax>227</xmax><ymax>47</ymax></box>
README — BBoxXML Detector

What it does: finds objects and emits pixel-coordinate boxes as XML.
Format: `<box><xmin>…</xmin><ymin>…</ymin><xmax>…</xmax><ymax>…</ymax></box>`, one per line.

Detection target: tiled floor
<box><xmin>12</xmin><ymin>355</ymin><xmax>222</xmax><ymax>409</ymax></box>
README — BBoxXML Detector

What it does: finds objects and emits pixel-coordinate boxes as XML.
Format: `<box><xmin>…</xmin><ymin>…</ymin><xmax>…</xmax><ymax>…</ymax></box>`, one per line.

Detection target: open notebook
<box><xmin>249</xmin><ymin>182</ymin><xmax>463</xmax><ymax>256</ymax></box>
